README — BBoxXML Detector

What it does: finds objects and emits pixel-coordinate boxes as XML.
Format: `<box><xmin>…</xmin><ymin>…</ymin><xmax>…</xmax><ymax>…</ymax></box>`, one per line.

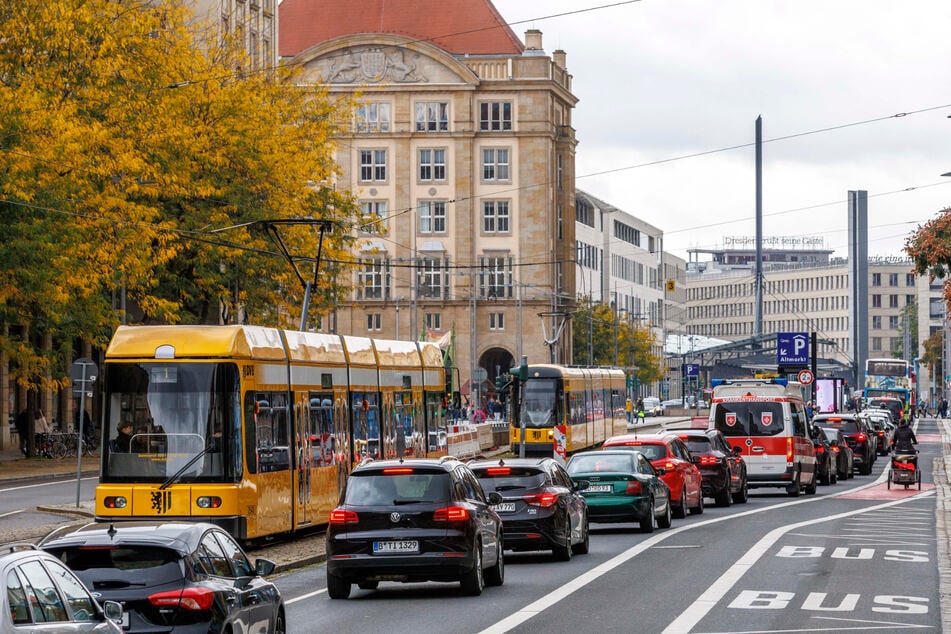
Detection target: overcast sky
<box><xmin>492</xmin><ymin>0</ymin><xmax>951</xmax><ymax>262</ymax></box>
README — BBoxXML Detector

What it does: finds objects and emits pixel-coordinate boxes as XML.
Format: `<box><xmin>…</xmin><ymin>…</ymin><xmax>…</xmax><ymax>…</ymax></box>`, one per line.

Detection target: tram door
<box><xmin>293</xmin><ymin>393</ymin><xmax>311</xmax><ymax>527</ymax></box>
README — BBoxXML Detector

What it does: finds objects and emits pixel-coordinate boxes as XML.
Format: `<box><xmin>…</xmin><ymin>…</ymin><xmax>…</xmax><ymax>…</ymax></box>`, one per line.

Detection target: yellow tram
<box><xmin>509</xmin><ymin>364</ymin><xmax>627</xmax><ymax>456</ymax></box>
<box><xmin>95</xmin><ymin>325</ymin><xmax>447</xmax><ymax>540</ymax></box>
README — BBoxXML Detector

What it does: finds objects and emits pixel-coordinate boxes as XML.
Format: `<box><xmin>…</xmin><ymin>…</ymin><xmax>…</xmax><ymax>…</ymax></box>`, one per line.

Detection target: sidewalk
<box><xmin>0</xmin><ymin>445</ymin><xmax>99</xmax><ymax>483</ymax></box>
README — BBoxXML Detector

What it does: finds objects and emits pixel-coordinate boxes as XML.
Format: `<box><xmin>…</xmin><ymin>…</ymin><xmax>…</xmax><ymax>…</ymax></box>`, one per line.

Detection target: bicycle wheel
<box><xmin>51</xmin><ymin>441</ymin><xmax>68</xmax><ymax>460</ymax></box>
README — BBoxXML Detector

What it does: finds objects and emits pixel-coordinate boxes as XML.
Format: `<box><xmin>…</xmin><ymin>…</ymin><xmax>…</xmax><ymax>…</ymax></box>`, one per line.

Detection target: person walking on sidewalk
<box><xmin>14</xmin><ymin>408</ymin><xmax>28</xmax><ymax>457</ymax></box>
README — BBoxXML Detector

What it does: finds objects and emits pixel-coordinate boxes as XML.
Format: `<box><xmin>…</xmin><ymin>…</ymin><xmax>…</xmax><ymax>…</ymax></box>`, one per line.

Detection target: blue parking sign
<box><xmin>684</xmin><ymin>363</ymin><xmax>700</xmax><ymax>378</ymax></box>
<box><xmin>777</xmin><ymin>332</ymin><xmax>809</xmax><ymax>365</ymax></box>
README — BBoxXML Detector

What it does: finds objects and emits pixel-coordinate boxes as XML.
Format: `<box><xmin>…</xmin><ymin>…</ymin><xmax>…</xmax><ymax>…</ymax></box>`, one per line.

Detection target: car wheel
<box><xmin>657</xmin><ymin>496</ymin><xmax>673</xmax><ymax>529</ymax></box>
<box><xmin>819</xmin><ymin>463</ymin><xmax>830</xmax><ymax>486</ymax></box>
<box><xmin>805</xmin><ymin>469</ymin><xmax>818</xmax><ymax>495</ymax></box>
<box><xmin>572</xmin><ymin>517</ymin><xmax>590</xmax><ymax>555</ymax></box>
<box><xmin>484</xmin><ymin>539</ymin><xmax>504</xmax><ymax>586</ymax></box>
<box><xmin>732</xmin><ymin>475</ymin><xmax>749</xmax><ymax>504</ymax></box>
<box><xmin>357</xmin><ymin>580</ymin><xmax>379</xmax><ymax>590</ymax></box>
<box><xmin>830</xmin><ymin>467</ymin><xmax>837</xmax><ymax>485</ymax></box>
<box><xmin>274</xmin><ymin>610</ymin><xmax>286</xmax><ymax>634</ymax></box>
<box><xmin>673</xmin><ymin>487</ymin><xmax>687</xmax><ymax>519</ymax></box>
<box><xmin>552</xmin><ymin>527</ymin><xmax>572</xmax><ymax>562</ymax></box>
<box><xmin>460</xmin><ymin>541</ymin><xmax>484</xmax><ymax>596</ymax></box>
<box><xmin>327</xmin><ymin>571</ymin><xmax>351</xmax><ymax>600</ymax></box>
<box><xmin>689</xmin><ymin>489</ymin><xmax>704</xmax><ymax>515</ymax></box>
<box><xmin>714</xmin><ymin>484</ymin><xmax>732</xmax><ymax>507</ymax></box>
<box><xmin>786</xmin><ymin>472</ymin><xmax>801</xmax><ymax>497</ymax></box>
<box><xmin>639</xmin><ymin>498</ymin><xmax>655</xmax><ymax>533</ymax></box>
<box><xmin>862</xmin><ymin>457</ymin><xmax>873</xmax><ymax>476</ymax></box>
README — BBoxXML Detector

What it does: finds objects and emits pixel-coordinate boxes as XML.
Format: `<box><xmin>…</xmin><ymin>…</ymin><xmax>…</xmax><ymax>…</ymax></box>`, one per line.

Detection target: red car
<box><xmin>602</xmin><ymin>433</ymin><xmax>703</xmax><ymax>518</ymax></box>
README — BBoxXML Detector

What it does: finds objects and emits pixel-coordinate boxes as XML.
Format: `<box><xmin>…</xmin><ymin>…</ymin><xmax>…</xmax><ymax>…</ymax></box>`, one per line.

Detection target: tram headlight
<box><xmin>104</xmin><ymin>496</ymin><xmax>127</xmax><ymax>509</ymax></box>
<box><xmin>196</xmin><ymin>496</ymin><xmax>222</xmax><ymax>509</ymax></box>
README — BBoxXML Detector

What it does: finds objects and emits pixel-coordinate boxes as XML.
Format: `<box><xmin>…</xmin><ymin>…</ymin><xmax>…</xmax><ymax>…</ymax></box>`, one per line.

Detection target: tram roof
<box><xmin>106</xmin><ymin>325</ymin><xmax>287</xmax><ymax>360</ymax></box>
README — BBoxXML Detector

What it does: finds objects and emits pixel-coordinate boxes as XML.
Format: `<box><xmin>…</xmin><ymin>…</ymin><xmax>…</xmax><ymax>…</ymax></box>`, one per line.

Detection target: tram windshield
<box><xmin>101</xmin><ymin>362</ymin><xmax>241</xmax><ymax>482</ymax></box>
<box><xmin>519</xmin><ymin>378</ymin><xmax>559</xmax><ymax>429</ymax></box>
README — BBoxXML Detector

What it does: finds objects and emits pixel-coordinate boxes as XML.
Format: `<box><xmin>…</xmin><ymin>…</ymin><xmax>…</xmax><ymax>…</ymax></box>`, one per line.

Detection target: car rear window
<box><xmin>344</xmin><ymin>471</ymin><xmax>450</xmax><ymax>505</ymax></box>
<box><xmin>566</xmin><ymin>453</ymin><xmax>634</xmax><ymax>474</ymax></box>
<box><xmin>682</xmin><ymin>437</ymin><xmax>713</xmax><ymax>454</ymax></box>
<box><xmin>473</xmin><ymin>468</ymin><xmax>546</xmax><ymax>492</ymax></box>
<box><xmin>816</xmin><ymin>420</ymin><xmax>860</xmax><ymax>434</ymax></box>
<box><xmin>603</xmin><ymin>442</ymin><xmax>665</xmax><ymax>461</ymax></box>
<box><xmin>713</xmin><ymin>401</ymin><xmax>785</xmax><ymax>437</ymax></box>
<box><xmin>48</xmin><ymin>546</ymin><xmax>184</xmax><ymax>588</ymax></box>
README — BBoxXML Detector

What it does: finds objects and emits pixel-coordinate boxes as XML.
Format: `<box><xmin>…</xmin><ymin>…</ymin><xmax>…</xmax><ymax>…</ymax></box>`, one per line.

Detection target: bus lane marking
<box><xmin>662</xmin><ymin>490</ymin><xmax>935</xmax><ymax>634</ymax></box>
<box><xmin>478</xmin><ymin>476</ymin><xmax>896</xmax><ymax>634</ymax></box>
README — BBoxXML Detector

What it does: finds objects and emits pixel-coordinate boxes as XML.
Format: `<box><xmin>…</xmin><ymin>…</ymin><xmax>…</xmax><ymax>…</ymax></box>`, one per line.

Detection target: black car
<box><xmin>810</xmin><ymin>426</ymin><xmax>836</xmax><ymax>485</ymax></box>
<box><xmin>470</xmin><ymin>457</ymin><xmax>589</xmax><ymax>561</ymax></box>
<box><xmin>326</xmin><ymin>457</ymin><xmax>505</xmax><ymax>599</ymax></box>
<box><xmin>1</xmin><ymin>542</ymin><xmax>124</xmax><ymax>633</ymax></box>
<box><xmin>677</xmin><ymin>429</ymin><xmax>748</xmax><ymax>506</ymax></box>
<box><xmin>822</xmin><ymin>427</ymin><xmax>855</xmax><ymax>480</ymax></box>
<box><xmin>813</xmin><ymin>413</ymin><xmax>875</xmax><ymax>475</ymax></box>
<box><xmin>40</xmin><ymin>522</ymin><xmax>285</xmax><ymax>634</ymax></box>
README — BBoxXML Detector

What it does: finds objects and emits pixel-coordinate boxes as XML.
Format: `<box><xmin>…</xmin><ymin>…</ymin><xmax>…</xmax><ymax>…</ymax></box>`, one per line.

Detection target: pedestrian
<box><xmin>941</xmin><ymin>399</ymin><xmax>949</xmax><ymax>419</ymax></box>
<box><xmin>14</xmin><ymin>408</ymin><xmax>29</xmax><ymax>457</ymax></box>
<box><xmin>635</xmin><ymin>397</ymin><xmax>645</xmax><ymax>424</ymax></box>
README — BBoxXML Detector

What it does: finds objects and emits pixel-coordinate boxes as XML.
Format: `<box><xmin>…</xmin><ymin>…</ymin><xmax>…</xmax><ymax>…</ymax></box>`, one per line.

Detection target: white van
<box><xmin>709</xmin><ymin>378</ymin><xmax>816</xmax><ymax>497</ymax></box>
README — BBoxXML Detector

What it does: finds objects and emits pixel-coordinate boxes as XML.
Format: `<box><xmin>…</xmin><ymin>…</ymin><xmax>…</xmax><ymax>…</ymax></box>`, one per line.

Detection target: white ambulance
<box><xmin>709</xmin><ymin>378</ymin><xmax>816</xmax><ymax>496</ymax></box>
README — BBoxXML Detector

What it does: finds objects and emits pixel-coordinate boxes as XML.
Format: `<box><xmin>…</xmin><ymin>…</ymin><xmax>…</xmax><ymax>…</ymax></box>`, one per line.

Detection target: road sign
<box><xmin>70</xmin><ymin>358</ymin><xmax>98</xmax><ymax>396</ymax></box>
<box><xmin>777</xmin><ymin>332</ymin><xmax>809</xmax><ymax>365</ymax></box>
<box><xmin>797</xmin><ymin>369</ymin><xmax>815</xmax><ymax>385</ymax></box>
<box><xmin>684</xmin><ymin>363</ymin><xmax>700</xmax><ymax>378</ymax></box>
<box><xmin>472</xmin><ymin>367</ymin><xmax>487</xmax><ymax>381</ymax></box>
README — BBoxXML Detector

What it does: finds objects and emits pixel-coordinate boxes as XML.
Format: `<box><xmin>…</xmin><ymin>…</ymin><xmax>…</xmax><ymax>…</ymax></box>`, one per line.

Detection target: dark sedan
<box><xmin>471</xmin><ymin>457</ymin><xmax>589</xmax><ymax>561</ymax></box>
<box><xmin>677</xmin><ymin>429</ymin><xmax>749</xmax><ymax>506</ymax></box>
<box><xmin>566</xmin><ymin>450</ymin><xmax>672</xmax><ymax>533</ymax></box>
<box><xmin>811</xmin><ymin>426</ymin><xmax>837</xmax><ymax>485</ymax></box>
<box><xmin>41</xmin><ymin>521</ymin><xmax>285</xmax><ymax>634</ymax></box>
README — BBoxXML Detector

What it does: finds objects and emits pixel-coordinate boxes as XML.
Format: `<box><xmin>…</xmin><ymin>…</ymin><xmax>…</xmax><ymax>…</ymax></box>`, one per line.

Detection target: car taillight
<box><xmin>856</xmin><ymin>434</ymin><xmax>867</xmax><ymax>443</ymax></box>
<box><xmin>815</xmin><ymin>446</ymin><xmax>825</xmax><ymax>454</ymax></box>
<box><xmin>382</xmin><ymin>468</ymin><xmax>413</xmax><ymax>474</ymax></box>
<box><xmin>625</xmin><ymin>480</ymin><xmax>642</xmax><ymax>494</ymax></box>
<box><xmin>485</xmin><ymin>467</ymin><xmax>512</xmax><ymax>475</ymax></box>
<box><xmin>877</xmin><ymin>431</ymin><xmax>884</xmax><ymax>437</ymax></box>
<box><xmin>786</xmin><ymin>437</ymin><xmax>794</xmax><ymax>462</ymax></box>
<box><xmin>699</xmin><ymin>456</ymin><xmax>718</xmax><ymax>466</ymax></box>
<box><xmin>329</xmin><ymin>509</ymin><xmax>358</xmax><ymax>524</ymax></box>
<box><xmin>525</xmin><ymin>492</ymin><xmax>558</xmax><ymax>507</ymax></box>
<box><xmin>149</xmin><ymin>587</ymin><xmax>214</xmax><ymax>611</ymax></box>
<box><xmin>831</xmin><ymin>446</ymin><xmax>840</xmax><ymax>453</ymax></box>
<box><xmin>664</xmin><ymin>461</ymin><xmax>676</xmax><ymax>471</ymax></box>
<box><xmin>434</xmin><ymin>506</ymin><xmax>469</xmax><ymax>522</ymax></box>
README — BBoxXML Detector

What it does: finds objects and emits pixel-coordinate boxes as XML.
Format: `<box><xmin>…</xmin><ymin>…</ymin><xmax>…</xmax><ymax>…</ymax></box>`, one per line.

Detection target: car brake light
<box><xmin>525</xmin><ymin>492</ymin><xmax>558</xmax><ymax>507</ymax></box>
<box><xmin>329</xmin><ymin>509</ymin><xmax>358</xmax><ymax>524</ymax></box>
<box><xmin>485</xmin><ymin>467</ymin><xmax>511</xmax><ymax>475</ymax></box>
<box><xmin>815</xmin><ymin>446</ymin><xmax>825</xmax><ymax>453</ymax></box>
<box><xmin>434</xmin><ymin>506</ymin><xmax>469</xmax><ymax>522</ymax></box>
<box><xmin>664</xmin><ymin>461</ymin><xmax>676</xmax><ymax>471</ymax></box>
<box><xmin>623</xmin><ymin>441</ymin><xmax>642</xmax><ymax>446</ymax></box>
<box><xmin>877</xmin><ymin>431</ymin><xmax>884</xmax><ymax>437</ymax></box>
<box><xmin>786</xmin><ymin>437</ymin><xmax>793</xmax><ymax>463</ymax></box>
<box><xmin>149</xmin><ymin>587</ymin><xmax>215</xmax><ymax>611</ymax></box>
<box><xmin>625</xmin><ymin>480</ymin><xmax>642</xmax><ymax>494</ymax></box>
<box><xmin>856</xmin><ymin>434</ymin><xmax>867</xmax><ymax>443</ymax></box>
<box><xmin>831</xmin><ymin>446</ymin><xmax>840</xmax><ymax>453</ymax></box>
<box><xmin>699</xmin><ymin>456</ymin><xmax>718</xmax><ymax>466</ymax></box>
<box><xmin>382</xmin><ymin>468</ymin><xmax>413</xmax><ymax>474</ymax></box>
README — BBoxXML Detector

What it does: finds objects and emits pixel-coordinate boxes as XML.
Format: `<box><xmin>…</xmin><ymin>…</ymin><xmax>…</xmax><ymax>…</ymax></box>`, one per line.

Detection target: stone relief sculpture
<box><xmin>326</xmin><ymin>47</ymin><xmax>427</xmax><ymax>83</ymax></box>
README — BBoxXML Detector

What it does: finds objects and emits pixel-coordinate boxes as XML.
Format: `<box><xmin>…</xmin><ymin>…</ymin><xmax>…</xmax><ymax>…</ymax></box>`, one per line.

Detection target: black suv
<box><xmin>677</xmin><ymin>429</ymin><xmax>748</xmax><ymax>506</ymax></box>
<box><xmin>813</xmin><ymin>413</ymin><xmax>875</xmax><ymax>475</ymax></box>
<box><xmin>470</xmin><ymin>457</ymin><xmax>589</xmax><ymax>561</ymax></box>
<box><xmin>41</xmin><ymin>522</ymin><xmax>285</xmax><ymax>634</ymax></box>
<box><xmin>326</xmin><ymin>457</ymin><xmax>505</xmax><ymax>599</ymax></box>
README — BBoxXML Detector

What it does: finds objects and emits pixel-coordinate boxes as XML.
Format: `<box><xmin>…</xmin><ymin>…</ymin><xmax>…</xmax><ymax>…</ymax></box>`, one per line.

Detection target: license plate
<box><xmin>492</xmin><ymin>502</ymin><xmax>516</xmax><ymax>513</ymax></box>
<box><xmin>585</xmin><ymin>484</ymin><xmax>613</xmax><ymax>493</ymax></box>
<box><xmin>372</xmin><ymin>540</ymin><xmax>419</xmax><ymax>554</ymax></box>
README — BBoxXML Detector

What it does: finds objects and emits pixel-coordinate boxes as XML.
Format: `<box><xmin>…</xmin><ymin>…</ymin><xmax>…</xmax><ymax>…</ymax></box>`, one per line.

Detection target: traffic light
<box><xmin>510</xmin><ymin>357</ymin><xmax>528</xmax><ymax>382</ymax></box>
<box><xmin>495</xmin><ymin>374</ymin><xmax>507</xmax><ymax>394</ymax></box>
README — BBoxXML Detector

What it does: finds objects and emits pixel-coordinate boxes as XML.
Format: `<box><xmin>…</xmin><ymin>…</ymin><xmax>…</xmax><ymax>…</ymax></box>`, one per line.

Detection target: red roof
<box><xmin>278</xmin><ymin>0</ymin><xmax>525</xmax><ymax>58</ymax></box>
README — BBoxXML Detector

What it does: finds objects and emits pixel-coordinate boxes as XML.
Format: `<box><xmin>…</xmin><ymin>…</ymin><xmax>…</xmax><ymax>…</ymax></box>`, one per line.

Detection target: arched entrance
<box><xmin>480</xmin><ymin>347</ymin><xmax>515</xmax><ymax>394</ymax></box>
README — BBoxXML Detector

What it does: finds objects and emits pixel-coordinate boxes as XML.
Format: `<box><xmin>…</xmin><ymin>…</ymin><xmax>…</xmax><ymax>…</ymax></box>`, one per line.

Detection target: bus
<box><xmin>510</xmin><ymin>365</ymin><xmax>627</xmax><ymax>456</ymax></box>
<box><xmin>863</xmin><ymin>357</ymin><xmax>914</xmax><ymax>410</ymax></box>
<box><xmin>95</xmin><ymin>325</ymin><xmax>448</xmax><ymax>541</ymax></box>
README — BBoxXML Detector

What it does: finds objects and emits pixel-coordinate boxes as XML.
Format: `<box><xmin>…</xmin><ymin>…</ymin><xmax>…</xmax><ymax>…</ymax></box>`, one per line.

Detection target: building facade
<box><xmin>280</xmin><ymin>1</ymin><xmax>578</xmax><ymax>407</ymax></box>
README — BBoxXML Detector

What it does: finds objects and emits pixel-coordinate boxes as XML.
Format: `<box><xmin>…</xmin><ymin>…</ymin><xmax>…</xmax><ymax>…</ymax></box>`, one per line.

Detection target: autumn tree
<box><xmin>571</xmin><ymin>299</ymin><xmax>664</xmax><ymax>387</ymax></box>
<box><xmin>0</xmin><ymin>0</ymin><xmax>358</xmax><ymax>395</ymax></box>
<box><xmin>905</xmin><ymin>208</ymin><xmax>951</xmax><ymax>307</ymax></box>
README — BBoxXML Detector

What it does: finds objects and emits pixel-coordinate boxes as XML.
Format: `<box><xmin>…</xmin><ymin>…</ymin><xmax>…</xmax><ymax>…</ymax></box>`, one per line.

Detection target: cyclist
<box><xmin>891</xmin><ymin>418</ymin><xmax>918</xmax><ymax>468</ymax></box>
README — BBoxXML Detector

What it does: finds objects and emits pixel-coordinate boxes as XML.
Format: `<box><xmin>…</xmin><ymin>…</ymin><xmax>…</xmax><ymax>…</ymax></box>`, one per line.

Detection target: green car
<box><xmin>566</xmin><ymin>450</ymin><xmax>672</xmax><ymax>533</ymax></box>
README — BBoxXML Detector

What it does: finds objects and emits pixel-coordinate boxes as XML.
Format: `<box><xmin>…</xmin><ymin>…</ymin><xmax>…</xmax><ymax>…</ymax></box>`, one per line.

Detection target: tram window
<box><xmin>309</xmin><ymin>393</ymin><xmax>335</xmax><ymax>466</ymax></box>
<box><xmin>244</xmin><ymin>394</ymin><xmax>258</xmax><ymax>474</ymax></box>
<box><xmin>254</xmin><ymin>392</ymin><xmax>290</xmax><ymax>472</ymax></box>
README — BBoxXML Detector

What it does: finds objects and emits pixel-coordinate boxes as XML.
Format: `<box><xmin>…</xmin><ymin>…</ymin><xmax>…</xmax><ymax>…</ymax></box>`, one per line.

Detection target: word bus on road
<box><xmin>95</xmin><ymin>325</ymin><xmax>448</xmax><ymax>541</ymax></box>
<box><xmin>863</xmin><ymin>358</ymin><xmax>914</xmax><ymax>409</ymax></box>
<box><xmin>510</xmin><ymin>364</ymin><xmax>627</xmax><ymax>456</ymax></box>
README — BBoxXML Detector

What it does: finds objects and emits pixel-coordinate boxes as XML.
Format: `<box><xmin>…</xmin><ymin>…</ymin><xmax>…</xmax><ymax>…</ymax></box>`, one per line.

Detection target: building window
<box><xmin>872</xmin><ymin>337</ymin><xmax>881</xmax><ymax>351</ymax></box>
<box><xmin>357</xmin><ymin>259</ymin><xmax>388</xmax><ymax>300</ymax></box>
<box><xmin>359</xmin><ymin>149</ymin><xmax>387</xmax><ymax>182</ymax></box>
<box><xmin>889</xmin><ymin>315</ymin><xmax>899</xmax><ymax>329</ymax></box>
<box><xmin>425</xmin><ymin>313</ymin><xmax>441</xmax><ymax>330</ymax></box>
<box><xmin>871</xmin><ymin>273</ymin><xmax>881</xmax><ymax>286</ymax></box>
<box><xmin>417</xmin><ymin>257</ymin><xmax>447</xmax><ymax>299</ymax></box>
<box><xmin>479</xmin><ymin>255</ymin><xmax>513</xmax><ymax>298</ymax></box>
<box><xmin>489</xmin><ymin>313</ymin><xmax>504</xmax><ymax>330</ymax></box>
<box><xmin>871</xmin><ymin>294</ymin><xmax>881</xmax><ymax>308</ymax></box>
<box><xmin>367</xmin><ymin>313</ymin><xmax>382</xmax><ymax>331</ymax></box>
<box><xmin>359</xmin><ymin>201</ymin><xmax>387</xmax><ymax>234</ymax></box>
<box><xmin>889</xmin><ymin>295</ymin><xmax>899</xmax><ymax>308</ymax></box>
<box><xmin>418</xmin><ymin>148</ymin><xmax>446</xmax><ymax>181</ymax></box>
<box><xmin>355</xmin><ymin>103</ymin><xmax>391</xmax><ymax>133</ymax></box>
<box><xmin>557</xmin><ymin>154</ymin><xmax>563</xmax><ymax>191</ymax></box>
<box><xmin>481</xmin><ymin>148</ymin><xmax>510</xmax><ymax>182</ymax></box>
<box><xmin>418</xmin><ymin>200</ymin><xmax>447</xmax><ymax>234</ymax></box>
<box><xmin>614</xmin><ymin>220</ymin><xmax>640</xmax><ymax>247</ymax></box>
<box><xmin>906</xmin><ymin>273</ymin><xmax>916</xmax><ymax>286</ymax></box>
<box><xmin>889</xmin><ymin>273</ymin><xmax>899</xmax><ymax>286</ymax></box>
<box><xmin>415</xmin><ymin>102</ymin><xmax>448</xmax><ymax>132</ymax></box>
<box><xmin>482</xmin><ymin>200</ymin><xmax>510</xmax><ymax>233</ymax></box>
<box><xmin>906</xmin><ymin>294</ymin><xmax>914</xmax><ymax>305</ymax></box>
<box><xmin>479</xmin><ymin>101</ymin><xmax>512</xmax><ymax>131</ymax></box>
<box><xmin>872</xmin><ymin>315</ymin><xmax>882</xmax><ymax>329</ymax></box>
<box><xmin>577</xmin><ymin>198</ymin><xmax>595</xmax><ymax>227</ymax></box>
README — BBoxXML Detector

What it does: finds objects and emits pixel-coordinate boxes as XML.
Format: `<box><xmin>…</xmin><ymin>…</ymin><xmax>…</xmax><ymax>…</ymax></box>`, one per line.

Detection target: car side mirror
<box><xmin>655</xmin><ymin>467</ymin><xmax>667</xmax><ymax>476</ymax></box>
<box><xmin>488</xmin><ymin>491</ymin><xmax>504</xmax><ymax>505</ymax></box>
<box><xmin>254</xmin><ymin>558</ymin><xmax>276</xmax><ymax>576</ymax></box>
<box><xmin>102</xmin><ymin>600</ymin><xmax>123</xmax><ymax>624</ymax></box>
<box><xmin>732</xmin><ymin>446</ymin><xmax>742</xmax><ymax>455</ymax></box>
